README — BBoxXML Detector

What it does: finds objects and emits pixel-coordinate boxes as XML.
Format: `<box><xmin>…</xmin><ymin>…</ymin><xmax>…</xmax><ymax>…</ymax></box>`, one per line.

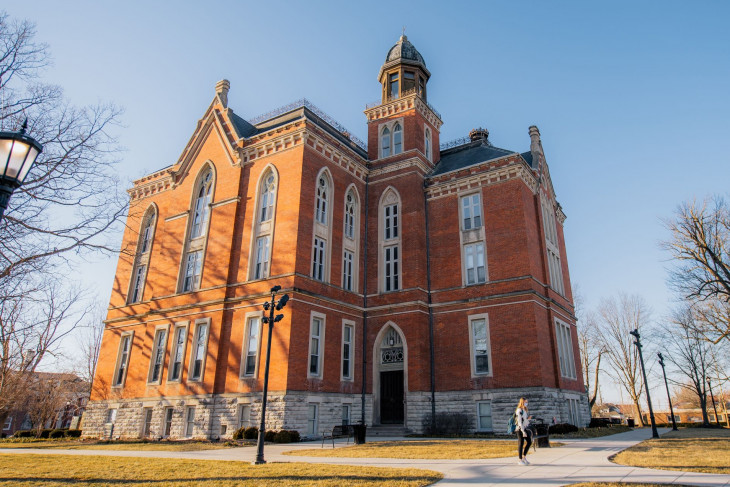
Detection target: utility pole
<box><xmin>630</xmin><ymin>329</ymin><xmax>659</xmax><ymax>439</ymax></box>
<box><xmin>657</xmin><ymin>353</ymin><xmax>677</xmax><ymax>431</ymax></box>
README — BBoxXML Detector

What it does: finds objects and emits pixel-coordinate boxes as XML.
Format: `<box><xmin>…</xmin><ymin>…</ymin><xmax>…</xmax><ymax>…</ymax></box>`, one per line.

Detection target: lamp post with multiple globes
<box><xmin>0</xmin><ymin>119</ymin><xmax>43</xmax><ymax>220</ymax></box>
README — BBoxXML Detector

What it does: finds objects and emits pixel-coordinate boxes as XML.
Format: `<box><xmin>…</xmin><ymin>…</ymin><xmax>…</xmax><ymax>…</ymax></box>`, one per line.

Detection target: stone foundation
<box><xmin>82</xmin><ymin>387</ymin><xmax>588</xmax><ymax>439</ymax></box>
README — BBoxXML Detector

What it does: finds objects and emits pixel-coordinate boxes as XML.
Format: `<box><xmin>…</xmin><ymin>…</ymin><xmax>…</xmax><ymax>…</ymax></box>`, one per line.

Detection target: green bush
<box><xmin>421</xmin><ymin>412</ymin><xmax>471</xmax><ymax>436</ymax></box>
<box><xmin>38</xmin><ymin>429</ymin><xmax>54</xmax><ymax>439</ymax></box>
<box><xmin>243</xmin><ymin>426</ymin><xmax>258</xmax><ymax>439</ymax></box>
<box><xmin>272</xmin><ymin>430</ymin><xmax>300</xmax><ymax>443</ymax></box>
<box><xmin>66</xmin><ymin>429</ymin><xmax>82</xmax><ymax>438</ymax></box>
<box><xmin>49</xmin><ymin>429</ymin><xmax>66</xmax><ymax>439</ymax></box>
<box><xmin>13</xmin><ymin>430</ymin><xmax>35</xmax><ymax>438</ymax></box>
<box><xmin>548</xmin><ymin>423</ymin><xmax>579</xmax><ymax>434</ymax></box>
<box><xmin>264</xmin><ymin>430</ymin><xmax>276</xmax><ymax>442</ymax></box>
<box><xmin>232</xmin><ymin>427</ymin><xmax>246</xmax><ymax>440</ymax></box>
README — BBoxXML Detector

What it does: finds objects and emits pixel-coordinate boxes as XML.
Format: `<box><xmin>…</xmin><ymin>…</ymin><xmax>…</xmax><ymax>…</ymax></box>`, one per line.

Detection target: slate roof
<box><xmin>230</xmin><ymin>112</ymin><xmax>257</xmax><ymax>138</ymax></box>
<box><xmin>386</xmin><ymin>35</ymin><xmax>426</xmax><ymax>67</ymax></box>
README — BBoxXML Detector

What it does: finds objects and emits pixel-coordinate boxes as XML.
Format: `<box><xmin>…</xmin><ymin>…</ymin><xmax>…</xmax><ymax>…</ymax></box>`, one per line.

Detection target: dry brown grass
<box><xmin>550</xmin><ymin>425</ymin><xmax>633</xmax><ymax>439</ymax></box>
<box><xmin>284</xmin><ymin>439</ymin><xmax>526</xmax><ymax>459</ymax></box>
<box><xmin>0</xmin><ymin>439</ymin><xmax>240</xmax><ymax>451</ymax></box>
<box><xmin>611</xmin><ymin>427</ymin><xmax>730</xmax><ymax>475</ymax></box>
<box><xmin>0</xmin><ymin>454</ymin><xmax>443</xmax><ymax>486</ymax></box>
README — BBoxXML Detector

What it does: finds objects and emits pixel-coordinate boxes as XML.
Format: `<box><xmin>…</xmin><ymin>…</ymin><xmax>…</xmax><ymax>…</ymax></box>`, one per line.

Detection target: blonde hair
<box><xmin>517</xmin><ymin>397</ymin><xmax>528</xmax><ymax>410</ymax></box>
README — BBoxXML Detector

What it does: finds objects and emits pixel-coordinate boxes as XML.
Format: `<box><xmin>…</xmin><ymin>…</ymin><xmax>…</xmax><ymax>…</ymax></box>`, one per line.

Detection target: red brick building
<box><xmin>85</xmin><ymin>35</ymin><xmax>587</xmax><ymax>439</ymax></box>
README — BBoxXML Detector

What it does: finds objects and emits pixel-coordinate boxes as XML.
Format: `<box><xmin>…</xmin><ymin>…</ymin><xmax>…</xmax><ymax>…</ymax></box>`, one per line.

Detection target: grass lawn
<box><xmin>0</xmin><ymin>454</ymin><xmax>442</xmax><ymax>486</ymax></box>
<box><xmin>0</xmin><ymin>439</ymin><xmax>245</xmax><ymax>451</ymax></box>
<box><xmin>611</xmin><ymin>427</ymin><xmax>730</xmax><ymax>475</ymax></box>
<box><xmin>284</xmin><ymin>439</ymin><xmax>544</xmax><ymax>459</ymax></box>
<box><xmin>550</xmin><ymin>426</ymin><xmax>633</xmax><ymax>439</ymax></box>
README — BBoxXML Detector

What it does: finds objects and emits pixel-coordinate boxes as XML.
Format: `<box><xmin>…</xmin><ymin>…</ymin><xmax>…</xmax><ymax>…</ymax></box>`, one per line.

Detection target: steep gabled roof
<box><xmin>431</xmin><ymin>139</ymin><xmax>517</xmax><ymax>176</ymax></box>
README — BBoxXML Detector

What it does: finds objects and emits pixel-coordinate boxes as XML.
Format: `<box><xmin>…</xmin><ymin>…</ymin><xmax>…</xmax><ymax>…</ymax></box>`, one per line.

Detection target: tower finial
<box><xmin>402</xmin><ymin>26</ymin><xmax>406</xmax><ymax>38</ymax></box>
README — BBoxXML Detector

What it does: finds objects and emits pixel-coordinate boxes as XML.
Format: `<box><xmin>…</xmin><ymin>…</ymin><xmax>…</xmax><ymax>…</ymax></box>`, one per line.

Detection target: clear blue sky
<box><xmin>9</xmin><ymin>1</ymin><xmax>730</xmax><ymax>402</ymax></box>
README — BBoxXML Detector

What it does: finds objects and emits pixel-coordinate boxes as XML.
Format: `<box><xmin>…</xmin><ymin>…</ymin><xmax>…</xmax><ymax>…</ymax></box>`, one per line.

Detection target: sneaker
<box><xmin>523</xmin><ymin>458</ymin><xmax>530</xmax><ymax>465</ymax></box>
<box><xmin>517</xmin><ymin>459</ymin><xmax>526</xmax><ymax>465</ymax></box>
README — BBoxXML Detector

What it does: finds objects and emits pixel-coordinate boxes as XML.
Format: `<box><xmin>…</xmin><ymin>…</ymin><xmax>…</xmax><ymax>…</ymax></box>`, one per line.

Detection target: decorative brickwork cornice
<box><xmin>426</xmin><ymin>157</ymin><xmax>539</xmax><ymax>199</ymax></box>
<box><xmin>302</xmin><ymin>126</ymin><xmax>369</xmax><ymax>183</ymax></box>
<box><xmin>239</xmin><ymin>122</ymin><xmax>305</xmax><ymax>165</ymax></box>
<box><xmin>128</xmin><ymin>169</ymin><xmax>174</xmax><ymax>201</ymax></box>
<box><xmin>369</xmin><ymin>155</ymin><xmax>431</xmax><ymax>178</ymax></box>
<box><xmin>364</xmin><ymin>93</ymin><xmax>443</xmax><ymax>129</ymax></box>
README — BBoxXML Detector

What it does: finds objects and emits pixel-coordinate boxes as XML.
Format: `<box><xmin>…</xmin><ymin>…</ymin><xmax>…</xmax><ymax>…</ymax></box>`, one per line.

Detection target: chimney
<box><xmin>469</xmin><ymin>127</ymin><xmax>489</xmax><ymax>142</ymax></box>
<box><xmin>215</xmin><ymin>79</ymin><xmax>230</xmax><ymax>108</ymax></box>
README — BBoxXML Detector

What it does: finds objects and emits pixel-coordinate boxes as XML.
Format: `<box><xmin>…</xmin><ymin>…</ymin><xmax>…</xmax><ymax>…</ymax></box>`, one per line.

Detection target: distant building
<box><xmin>85</xmin><ymin>35</ymin><xmax>587</xmax><ymax>439</ymax></box>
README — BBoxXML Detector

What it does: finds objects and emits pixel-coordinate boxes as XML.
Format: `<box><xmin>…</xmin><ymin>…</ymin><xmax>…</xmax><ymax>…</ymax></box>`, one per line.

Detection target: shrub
<box><xmin>38</xmin><ymin>429</ymin><xmax>54</xmax><ymax>439</ymax></box>
<box><xmin>49</xmin><ymin>429</ymin><xmax>66</xmax><ymax>439</ymax></box>
<box><xmin>66</xmin><ymin>429</ymin><xmax>82</xmax><ymax>438</ymax></box>
<box><xmin>421</xmin><ymin>412</ymin><xmax>471</xmax><ymax>436</ymax></box>
<box><xmin>548</xmin><ymin>423</ymin><xmax>579</xmax><ymax>434</ymax></box>
<box><xmin>243</xmin><ymin>426</ymin><xmax>258</xmax><ymax>439</ymax></box>
<box><xmin>589</xmin><ymin>418</ymin><xmax>611</xmax><ymax>428</ymax></box>
<box><xmin>273</xmin><ymin>429</ymin><xmax>300</xmax><ymax>443</ymax></box>
<box><xmin>13</xmin><ymin>430</ymin><xmax>35</xmax><ymax>438</ymax></box>
<box><xmin>264</xmin><ymin>430</ymin><xmax>276</xmax><ymax>442</ymax></box>
<box><xmin>232</xmin><ymin>427</ymin><xmax>246</xmax><ymax>440</ymax></box>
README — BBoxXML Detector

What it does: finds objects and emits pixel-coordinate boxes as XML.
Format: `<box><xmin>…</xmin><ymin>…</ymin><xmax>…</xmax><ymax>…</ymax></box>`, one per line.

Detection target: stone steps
<box><xmin>367</xmin><ymin>424</ymin><xmax>408</xmax><ymax>437</ymax></box>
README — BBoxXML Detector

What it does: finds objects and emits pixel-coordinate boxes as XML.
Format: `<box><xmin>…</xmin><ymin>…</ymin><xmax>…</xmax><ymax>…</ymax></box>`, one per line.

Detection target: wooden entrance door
<box><xmin>380</xmin><ymin>370</ymin><xmax>404</xmax><ymax>423</ymax></box>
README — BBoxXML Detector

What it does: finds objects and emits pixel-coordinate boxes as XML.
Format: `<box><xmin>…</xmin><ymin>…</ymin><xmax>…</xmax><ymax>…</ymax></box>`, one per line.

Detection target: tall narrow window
<box><xmin>315</xmin><ymin>176</ymin><xmax>328</xmax><ymax>225</ymax></box>
<box><xmin>424</xmin><ymin>127</ymin><xmax>432</xmax><ymax>161</ymax></box>
<box><xmin>381</xmin><ymin>127</ymin><xmax>391</xmax><ymax>158</ymax></box>
<box><xmin>307</xmin><ymin>404</ymin><xmax>318</xmax><ymax>435</ymax></box>
<box><xmin>163</xmin><ymin>407</ymin><xmax>173</xmax><ymax>437</ymax></box>
<box><xmin>254</xmin><ymin>236</ymin><xmax>270</xmax><ymax>280</ymax></box>
<box><xmin>130</xmin><ymin>265</ymin><xmax>147</xmax><ymax>303</ymax></box>
<box><xmin>461</xmin><ymin>193</ymin><xmax>482</xmax><ymax>230</ymax></box>
<box><xmin>477</xmin><ymin>402</ymin><xmax>493</xmax><ymax>430</ymax></box>
<box><xmin>312</xmin><ymin>237</ymin><xmax>326</xmax><ymax>281</ymax></box>
<box><xmin>393</xmin><ymin>123</ymin><xmax>402</xmax><ymax>155</ymax></box>
<box><xmin>259</xmin><ymin>173</ymin><xmax>275</xmax><ymax>222</ymax></box>
<box><xmin>343</xmin><ymin>250</ymin><xmax>354</xmax><ymax>291</ymax></box>
<box><xmin>388</xmin><ymin>72</ymin><xmax>399</xmax><ymax>99</ymax></box>
<box><xmin>403</xmin><ymin>71</ymin><xmax>416</xmax><ymax>93</ymax></box>
<box><xmin>190</xmin><ymin>321</ymin><xmax>209</xmax><ymax>381</ymax></box>
<box><xmin>555</xmin><ymin>319</ymin><xmax>576</xmax><ymax>379</ymax></box>
<box><xmin>185</xmin><ymin>406</ymin><xmax>195</xmax><ymax>437</ymax></box>
<box><xmin>384</xmin><ymin>204</ymin><xmax>398</xmax><ymax>240</ymax></box>
<box><xmin>238</xmin><ymin>404</ymin><xmax>251</xmax><ymax>429</ymax></box>
<box><xmin>344</xmin><ymin>193</ymin><xmax>355</xmax><ymax>240</ymax></box>
<box><xmin>190</xmin><ymin>171</ymin><xmax>213</xmax><ymax>239</ymax></box>
<box><xmin>182</xmin><ymin>250</ymin><xmax>202</xmax><ymax>292</ymax></box>
<box><xmin>384</xmin><ymin>245</ymin><xmax>400</xmax><ymax>292</ymax></box>
<box><xmin>342</xmin><ymin>323</ymin><xmax>353</xmax><ymax>380</ymax></box>
<box><xmin>342</xmin><ymin>404</ymin><xmax>351</xmax><ymax>426</ymax></box>
<box><xmin>142</xmin><ymin>408</ymin><xmax>153</xmax><ymax>437</ymax></box>
<box><xmin>471</xmin><ymin>317</ymin><xmax>491</xmax><ymax>375</ymax></box>
<box><xmin>168</xmin><ymin>325</ymin><xmax>187</xmax><ymax>382</ymax></box>
<box><xmin>419</xmin><ymin>76</ymin><xmax>426</xmax><ymax>100</ymax></box>
<box><xmin>242</xmin><ymin>317</ymin><xmax>260</xmax><ymax>377</ymax></box>
<box><xmin>148</xmin><ymin>328</ymin><xmax>168</xmax><ymax>384</ymax></box>
<box><xmin>308</xmin><ymin>316</ymin><xmax>323</xmax><ymax>377</ymax></box>
<box><xmin>542</xmin><ymin>197</ymin><xmax>565</xmax><ymax>295</ymax></box>
<box><xmin>113</xmin><ymin>333</ymin><xmax>133</xmax><ymax>387</ymax></box>
<box><xmin>129</xmin><ymin>207</ymin><xmax>156</xmax><ymax>304</ymax></box>
<box><xmin>465</xmin><ymin>243</ymin><xmax>486</xmax><ymax>285</ymax></box>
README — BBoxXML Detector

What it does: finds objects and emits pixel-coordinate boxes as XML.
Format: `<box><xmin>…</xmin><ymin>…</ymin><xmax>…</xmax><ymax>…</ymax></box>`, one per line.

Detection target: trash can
<box><xmin>534</xmin><ymin>423</ymin><xmax>550</xmax><ymax>448</ymax></box>
<box><xmin>352</xmin><ymin>423</ymin><xmax>367</xmax><ymax>444</ymax></box>
<box><xmin>627</xmin><ymin>418</ymin><xmax>635</xmax><ymax>427</ymax></box>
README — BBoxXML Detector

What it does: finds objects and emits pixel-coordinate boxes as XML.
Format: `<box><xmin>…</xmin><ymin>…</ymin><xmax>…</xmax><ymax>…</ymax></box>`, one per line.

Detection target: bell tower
<box><xmin>365</xmin><ymin>35</ymin><xmax>442</xmax><ymax>165</ymax></box>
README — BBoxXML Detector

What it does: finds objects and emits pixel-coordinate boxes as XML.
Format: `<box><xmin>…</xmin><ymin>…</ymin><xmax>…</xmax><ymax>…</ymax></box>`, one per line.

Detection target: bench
<box><xmin>321</xmin><ymin>424</ymin><xmax>352</xmax><ymax>448</ymax></box>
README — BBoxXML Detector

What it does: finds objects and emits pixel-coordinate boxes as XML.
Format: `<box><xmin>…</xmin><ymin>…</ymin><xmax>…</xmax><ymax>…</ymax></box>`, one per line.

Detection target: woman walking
<box><xmin>515</xmin><ymin>397</ymin><xmax>532</xmax><ymax>465</ymax></box>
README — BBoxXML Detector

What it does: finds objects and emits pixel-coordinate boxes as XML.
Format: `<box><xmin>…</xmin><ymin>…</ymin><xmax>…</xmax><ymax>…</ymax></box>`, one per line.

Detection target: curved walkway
<box><xmin>2</xmin><ymin>428</ymin><xmax>729</xmax><ymax>486</ymax></box>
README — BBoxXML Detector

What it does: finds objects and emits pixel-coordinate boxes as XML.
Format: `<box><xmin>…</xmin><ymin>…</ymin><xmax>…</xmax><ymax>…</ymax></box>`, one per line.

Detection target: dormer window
<box><xmin>388</xmin><ymin>72</ymin><xmax>399</xmax><ymax>99</ymax></box>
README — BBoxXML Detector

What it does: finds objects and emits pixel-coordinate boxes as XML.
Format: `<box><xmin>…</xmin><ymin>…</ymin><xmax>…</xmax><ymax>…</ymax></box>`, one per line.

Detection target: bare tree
<box><xmin>24</xmin><ymin>372</ymin><xmax>85</xmax><ymax>434</ymax></box>
<box><xmin>663</xmin><ymin>306</ymin><xmax>717</xmax><ymax>426</ymax></box>
<box><xmin>597</xmin><ymin>293</ymin><xmax>651</xmax><ymax>426</ymax></box>
<box><xmin>574</xmin><ymin>286</ymin><xmax>604</xmax><ymax>409</ymax></box>
<box><xmin>663</xmin><ymin>197</ymin><xmax>730</xmax><ymax>344</ymax></box>
<box><xmin>0</xmin><ymin>12</ymin><xmax>125</xmax><ymax>423</ymax></box>
<box><xmin>74</xmin><ymin>304</ymin><xmax>105</xmax><ymax>395</ymax></box>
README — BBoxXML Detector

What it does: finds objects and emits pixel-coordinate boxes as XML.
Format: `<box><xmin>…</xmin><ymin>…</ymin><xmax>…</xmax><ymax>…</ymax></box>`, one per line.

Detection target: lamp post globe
<box><xmin>0</xmin><ymin>119</ymin><xmax>43</xmax><ymax>220</ymax></box>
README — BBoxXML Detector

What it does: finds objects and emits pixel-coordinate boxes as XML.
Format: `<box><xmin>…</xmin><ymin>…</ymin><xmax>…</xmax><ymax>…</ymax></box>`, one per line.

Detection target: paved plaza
<box><xmin>2</xmin><ymin>428</ymin><xmax>729</xmax><ymax>486</ymax></box>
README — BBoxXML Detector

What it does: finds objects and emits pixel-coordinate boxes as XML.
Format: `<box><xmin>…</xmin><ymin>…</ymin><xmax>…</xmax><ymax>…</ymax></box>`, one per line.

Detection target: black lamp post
<box><xmin>253</xmin><ymin>285</ymin><xmax>289</xmax><ymax>465</ymax></box>
<box><xmin>707</xmin><ymin>379</ymin><xmax>719</xmax><ymax>425</ymax></box>
<box><xmin>0</xmin><ymin>119</ymin><xmax>43</xmax><ymax>220</ymax></box>
<box><xmin>657</xmin><ymin>353</ymin><xmax>678</xmax><ymax>431</ymax></box>
<box><xmin>630</xmin><ymin>329</ymin><xmax>659</xmax><ymax>439</ymax></box>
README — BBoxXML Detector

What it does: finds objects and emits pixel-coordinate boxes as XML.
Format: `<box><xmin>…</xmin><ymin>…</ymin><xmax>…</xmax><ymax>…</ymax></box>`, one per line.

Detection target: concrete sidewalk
<box><xmin>1</xmin><ymin>428</ymin><xmax>729</xmax><ymax>486</ymax></box>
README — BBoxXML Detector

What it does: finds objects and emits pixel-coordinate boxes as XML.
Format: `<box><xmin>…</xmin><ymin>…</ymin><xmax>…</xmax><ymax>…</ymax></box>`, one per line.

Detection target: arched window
<box><xmin>190</xmin><ymin>170</ymin><xmax>213</xmax><ymax>239</ymax></box>
<box><xmin>381</xmin><ymin>127</ymin><xmax>391</xmax><ymax>158</ymax></box>
<box><xmin>379</xmin><ymin>188</ymin><xmax>402</xmax><ymax>292</ymax></box>
<box><xmin>312</xmin><ymin>170</ymin><xmax>333</xmax><ymax>283</ymax></box>
<box><xmin>128</xmin><ymin>206</ymin><xmax>157</xmax><ymax>304</ymax></box>
<box><xmin>259</xmin><ymin>173</ymin><xmax>275</xmax><ymax>223</ymax></box>
<box><xmin>180</xmin><ymin>166</ymin><xmax>215</xmax><ymax>293</ymax></box>
<box><xmin>249</xmin><ymin>167</ymin><xmax>278</xmax><ymax>281</ymax></box>
<box><xmin>342</xmin><ymin>188</ymin><xmax>360</xmax><ymax>292</ymax></box>
<box><xmin>315</xmin><ymin>175</ymin><xmax>329</xmax><ymax>225</ymax></box>
<box><xmin>424</xmin><ymin>127</ymin><xmax>432</xmax><ymax>161</ymax></box>
<box><xmin>393</xmin><ymin>123</ymin><xmax>402</xmax><ymax>155</ymax></box>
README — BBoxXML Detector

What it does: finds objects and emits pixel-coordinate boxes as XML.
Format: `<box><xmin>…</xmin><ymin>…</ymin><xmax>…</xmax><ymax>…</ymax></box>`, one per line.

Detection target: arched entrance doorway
<box><xmin>373</xmin><ymin>323</ymin><xmax>407</xmax><ymax>425</ymax></box>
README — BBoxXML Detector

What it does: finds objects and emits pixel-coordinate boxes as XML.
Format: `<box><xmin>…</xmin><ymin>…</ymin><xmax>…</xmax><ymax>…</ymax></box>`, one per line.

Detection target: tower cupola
<box><xmin>378</xmin><ymin>35</ymin><xmax>431</xmax><ymax>103</ymax></box>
